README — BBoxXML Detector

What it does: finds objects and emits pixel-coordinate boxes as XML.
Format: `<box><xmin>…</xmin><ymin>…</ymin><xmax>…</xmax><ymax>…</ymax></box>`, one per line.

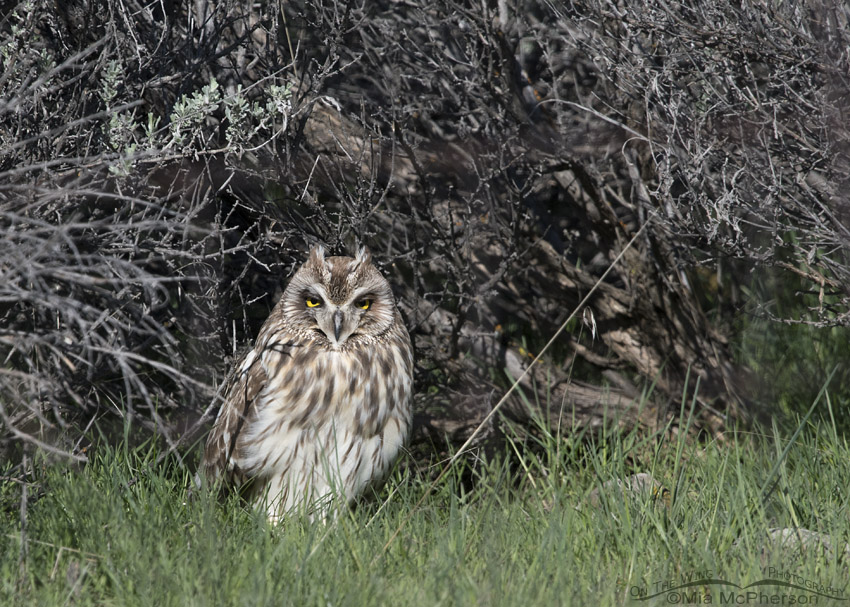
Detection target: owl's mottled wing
<box><xmin>201</xmin><ymin>346</ymin><xmax>271</xmax><ymax>487</ymax></box>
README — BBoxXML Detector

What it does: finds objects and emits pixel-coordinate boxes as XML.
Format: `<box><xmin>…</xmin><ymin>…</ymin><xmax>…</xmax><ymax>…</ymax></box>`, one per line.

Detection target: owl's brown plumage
<box><xmin>201</xmin><ymin>246</ymin><xmax>413</xmax><ymax>521</ymax></box>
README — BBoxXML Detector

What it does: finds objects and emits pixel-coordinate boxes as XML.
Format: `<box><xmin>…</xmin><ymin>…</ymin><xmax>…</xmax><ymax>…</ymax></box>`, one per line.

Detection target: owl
<box><xmin>201</xmin><ymin>246</ymin><xmax>413</xmax><ymax>522</ymax></box>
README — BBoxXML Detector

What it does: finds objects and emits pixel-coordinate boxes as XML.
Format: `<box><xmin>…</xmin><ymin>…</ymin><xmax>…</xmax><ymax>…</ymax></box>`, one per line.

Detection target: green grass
<box><xmin>727</xmin><ymin>263</ymin><xmax>850</xmax><ymax>430</ymax></box>
<box><xmin>3</xmin><ymin>410</ymin><xmax>850</xmax><ymax>606</ymax></box>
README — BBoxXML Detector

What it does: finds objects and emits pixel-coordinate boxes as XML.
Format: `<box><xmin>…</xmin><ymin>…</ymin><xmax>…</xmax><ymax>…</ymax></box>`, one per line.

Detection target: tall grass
<box><xmin>732</xmin><ymin>266</ymin><xmax>850</xmax><ymax>430</ymax></box>
<box><xmin>3</xmin><ymin>394</ymin><xmax>849</xmax><ymax>606</ymax></box>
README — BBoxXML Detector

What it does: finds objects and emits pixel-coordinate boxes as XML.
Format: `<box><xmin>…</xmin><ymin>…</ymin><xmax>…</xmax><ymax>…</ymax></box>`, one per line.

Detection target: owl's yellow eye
<box><xmin>356</xmin><ymin>298</ymin><xmax>371</xmax><ymax>310</ymax></box>
<box><xmin>306</xmin><ymin>297</ymin><xmax>322</xmax><ymax>308</ymax></box>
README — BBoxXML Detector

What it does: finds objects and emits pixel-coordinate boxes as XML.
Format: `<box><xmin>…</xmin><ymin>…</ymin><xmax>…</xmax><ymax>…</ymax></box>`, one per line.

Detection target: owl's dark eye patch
<box><xmin>355</xmin><ymin>298</ymin><xmax>372</xmax><ymax>310</ymax></box>
<box><xmin>305</xmin><ymin>296</ymin><xmax>323</xmax><ymax>308</ymax></box>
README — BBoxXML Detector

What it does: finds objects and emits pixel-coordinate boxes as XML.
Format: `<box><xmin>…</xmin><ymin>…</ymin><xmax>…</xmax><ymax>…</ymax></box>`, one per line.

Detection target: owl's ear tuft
<box><xmin>307</xmin><ymin>245</ymin><xmax>326</xmax><ymax>267</ymax></box>
<box><xmin>355</xmin><ymin>246</ymin><xmax>372</xmax><ymax>266</ymax></box>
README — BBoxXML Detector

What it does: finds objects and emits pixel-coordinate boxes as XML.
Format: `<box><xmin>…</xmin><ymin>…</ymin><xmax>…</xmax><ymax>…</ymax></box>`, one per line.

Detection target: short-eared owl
<box><xmin>201</xmin><ymin>246</ymin><xmax>413</xmax><ymax>521</ymax></box>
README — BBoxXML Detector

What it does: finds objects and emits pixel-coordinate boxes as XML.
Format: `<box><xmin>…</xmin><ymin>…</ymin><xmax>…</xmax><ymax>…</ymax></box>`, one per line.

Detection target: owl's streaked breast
<box><xmin>236</xmin><ymin>329</ymin><xmax>412</xmax><ymax>518</ymax></box>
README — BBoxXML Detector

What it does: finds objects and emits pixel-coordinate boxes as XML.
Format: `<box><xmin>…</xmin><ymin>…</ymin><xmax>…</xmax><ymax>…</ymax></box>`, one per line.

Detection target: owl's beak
<box><xmin>333</xmin><ymin>309</ymin><xmax>344</xmax><ymax>342</ymax></box>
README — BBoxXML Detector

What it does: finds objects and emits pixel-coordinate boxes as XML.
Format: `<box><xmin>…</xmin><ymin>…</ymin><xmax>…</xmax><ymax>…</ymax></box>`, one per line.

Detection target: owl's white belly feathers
<box><xmin>237</xmin><ymin>341</ymin><xmax>411</xmax><ymax>520</ymax></box>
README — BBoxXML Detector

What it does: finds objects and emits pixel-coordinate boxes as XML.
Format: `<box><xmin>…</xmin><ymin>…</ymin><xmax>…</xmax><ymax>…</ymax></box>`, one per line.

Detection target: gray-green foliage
<box><xmin>0</xmin><ymin>0</ymin><xmax>300</xmax><ymax>461</ymax></box>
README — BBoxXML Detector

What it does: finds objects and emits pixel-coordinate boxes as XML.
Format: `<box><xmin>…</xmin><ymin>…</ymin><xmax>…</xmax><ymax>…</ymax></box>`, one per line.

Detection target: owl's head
<box><xmin>280</xmin><ymin>246</ymin><xmax>398</xmax><ymax>349</ymax></box>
